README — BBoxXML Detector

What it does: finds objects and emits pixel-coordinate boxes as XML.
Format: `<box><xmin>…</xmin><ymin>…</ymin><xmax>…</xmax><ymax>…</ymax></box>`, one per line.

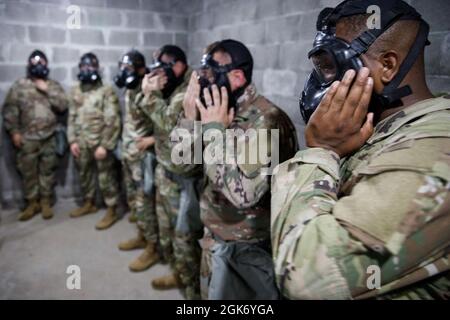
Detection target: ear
<box><xmin>380</xmin><ymin>51</ymin><xmax>400</xmax><ymax>84</ymax></box>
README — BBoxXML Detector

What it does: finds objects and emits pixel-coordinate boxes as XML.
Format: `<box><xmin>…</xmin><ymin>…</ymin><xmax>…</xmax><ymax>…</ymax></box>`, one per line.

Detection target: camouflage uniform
<box><xmin>67</xmin><ymin>82</ymin><xmax>121</xmax><ymax>207</ymax></box>
<box><xmin>122</xmin><ymin>85</ymin><xmax>158</xmax><ymax>243</ymax></box>
<box><xmin>271</xmin><ymin>96</ymin><xmax>450</xmax><ymax>300</ymax></box>
<box><xmin>2</xmin><ymin>78</ymin><xmax>68</xmax><ymax>201</ymax></box>
<box><xmin>177</xmin><ymin>84</ymin><xmax>298</xmax><ymax>299</ymax></box>
<box><xmin>135</xmin><ymin>67</ymin><xmax>204</xmax><ymax>298</ymax></box>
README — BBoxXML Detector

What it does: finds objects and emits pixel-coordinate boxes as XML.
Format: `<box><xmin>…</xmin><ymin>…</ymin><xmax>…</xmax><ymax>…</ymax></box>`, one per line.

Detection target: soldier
<box><xmin>177</xmin><ymin>39</ymin><xmax>298</xmax><ymax>299</ymax></box>
<box><xmin>2</xmin><ymin>50</ymin><xmax>68</xmax><ymax>221</ymax></box>
<box><xmin>271</xmin><ymin>0</ymin><xmax>450</xmax><ymax>299</ymax></box>
<box><xmin>67</xmin><ymin>53</ymin><xmax>121</xmax><ymax>230</ymax></box>
<box><xmin>116</xmin><ymin>50</ymin><xmax>161</xmax><ymax>273</ymax></box>
<box><xmin>136</xmin><ymin>45</ymin><xmax>203</xmax><ymax>299</ymax></box>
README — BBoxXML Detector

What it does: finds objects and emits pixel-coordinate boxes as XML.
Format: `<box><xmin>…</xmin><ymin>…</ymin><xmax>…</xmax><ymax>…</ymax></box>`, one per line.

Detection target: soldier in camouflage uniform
<box><xmin>176</xmin><ymin>40</ymin><xmax>298</xmax><ymax>299</ymax></box>
<box><xmin>116</xmin><ymin>50</ymin><xmax>161</xmax><ymax>273</ymax></box>
<box><xmin>2</xmin><ymin>50</ymin><xmax>68</xmax><ymax>221</ymax></box>
<box><xmin>136</xmin><ymin>45</ymin><xmax>203</xmax><ymax>299</ymax></box>
<box><xmin>271</xmin><ymin>0</ymin><xmax>450</xmax><ymax>300</ymax></box>
<box><xmin>67</xmin><ymin>53</ymin><xmax>121</xmax><ymax>230</ymax></box>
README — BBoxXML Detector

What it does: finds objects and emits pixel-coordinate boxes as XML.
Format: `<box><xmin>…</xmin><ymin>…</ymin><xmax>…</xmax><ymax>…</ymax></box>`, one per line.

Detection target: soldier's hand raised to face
<box><xmin>12</xmin><ymin>133</ymin><xmax>23</xmax><ymax>149</ymax></box>
<box><xmin>183</xmin><ymin>71</ymin><xmax>200</xmax><ymax>120</ymax></box>
<box><xmin>195</xmin><ymin>85</ymin><xmax>234</xmax><ymax>128</ymax></box>
<box><xmin>305</xmin><ymin>68</ymin><xmax>374</xmax><ymax>158</ymax></box>
<box><xmin>142</xmin><ymin>72</ymin><xmax>168</xmax><ymax>96</ymax></box>
<box><xmin>34</xmin><ymin>79</ymin><xmax>48</xmax><ymax>92</ymax></box>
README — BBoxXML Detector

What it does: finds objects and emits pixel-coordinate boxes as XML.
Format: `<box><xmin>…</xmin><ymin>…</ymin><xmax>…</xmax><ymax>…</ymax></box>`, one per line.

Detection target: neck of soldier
<box><xmin>378</xmin><ymin>70</ymin><xmax>434</xmax><ymax>122</ymax></box>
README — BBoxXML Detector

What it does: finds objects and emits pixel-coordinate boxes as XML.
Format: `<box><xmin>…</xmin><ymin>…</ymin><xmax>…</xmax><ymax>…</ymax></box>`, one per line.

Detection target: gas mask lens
<box><xmin>310</xmin><ymin>49</ymin><xmax>337</xmax><ymax>85</ymax></box>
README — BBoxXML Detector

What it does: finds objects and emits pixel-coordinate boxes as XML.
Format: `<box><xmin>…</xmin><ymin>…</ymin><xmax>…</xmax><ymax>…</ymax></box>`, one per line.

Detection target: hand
<box><xmin>70</xmin><ymin>143</ymin><xmax>80</xmax><ymax>158</ymax></box>
<box><xmin>94</xmin><ymin>146</ymin><xmax>107</xmax><ymax>160</ymax></box>
<box><xmin>136</xmin><ymin>136</ymin><xmax>155</xmax><ymax>151</ymax></box>
<box><xmin>34</xmin><ymin>79</ymin><xmax>48</xmax><ymax>92</ymax></box>
<box><xmin>183</xmin><ymin>71</ymin><xmax>200</xmax><ymax>120</ymax></box>
<box><xmin>12</xmin><ymin>133</ymin><xmax>23</xmax><ymax>148</ymax></box>
<box><xmin>142</xmin><ymin>71</ymin><xmax>168</xmax><ymax>96</ymax></box>
<box><xmin>195</xmin><ymin>85</ymin><xmax>234</xmax><ymax>127</ymax></box>
<box><xmin>305</xmin><ymin>67</ymin><xmax>374</xmax><ymax>158</ymax></box>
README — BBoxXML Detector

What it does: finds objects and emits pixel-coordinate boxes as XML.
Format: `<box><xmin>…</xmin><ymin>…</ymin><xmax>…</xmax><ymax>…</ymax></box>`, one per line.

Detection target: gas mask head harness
<box><xmin>299</xmin><ymin>0</ymin><xmax>430</xmax><ymax>123</ymax></box>
<box><xmin>114</xmin><ymin>49</ymin><xmax>146</xmax><ymax>90</ymax></box>
<box><xmin>198</xmin><ymin>39</ymin><xmax>253</xmax><ymax>109</ymax></box>
<box><xmin>78</xmin><ymin>52</ymin><xmax>101</xmax><ymax>84</ymax></box>
<box><xmin>27</xmin><ymin>50</ymin><xmax>49</xmax><ymax>80</ymax></box>
<box><xmin>149</xmin><ymin>45</ymin><xmax>187</xmax><ymax>99</ymax></box>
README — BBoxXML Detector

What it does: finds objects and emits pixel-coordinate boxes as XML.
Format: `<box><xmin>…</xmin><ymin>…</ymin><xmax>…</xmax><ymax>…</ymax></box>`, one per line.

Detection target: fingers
<box><xmin>227</xmin><ymin>107</ymin><xmax>235</xmax><ymax>125</ymax></box>
<box><xmin>211</xmin><ymin>84</ymin><xmax>221</xmax><ymax>108</ymax></box>
<box><xmin>329</xmin><ymin>69</ymin><xmax>356</xmax><ymax>112</ymax></box>
<box><xmin>359</xmin><ymin>112</ymin><xmax>374</xmax><ymax>142</ymax></box>
<box><xmin>220</xmin><ymin>86</ymin><xmax>229</xmax><ymax>111</ymax></box>
<box><xmin>353</xmin><ymin>76</ymin><xmax>374</xmax><ymax>124</ymax></box>
<box><xmin>203</xmin><ymin>87</ymin><xmax>213</xmax><ymax>107</ymax></box>
<box><xmin>315</xmin><ymin>80</ymin><xmax>340</xmax><ymax>115</ymax></box>
<box><xmin>341</xmin><ymin>67</ymin><xmax>370</xmax><ymax>119</ymax></box>
<box><xmin>195</xmin><ymin>98</ymin><xmax>207</xmax><ymax>117</ymax></box>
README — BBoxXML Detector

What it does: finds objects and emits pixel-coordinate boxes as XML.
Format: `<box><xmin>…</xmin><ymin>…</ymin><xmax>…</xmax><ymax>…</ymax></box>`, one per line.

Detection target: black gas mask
<box><xmin>114</xmin><ymin>50</ymin><xmax>146</xmax><ymax>90</ymax></box>
<box><xmin>77</xmin><ymin>53</ymin><xmax>101</xmax><ymax>84</ymax></box>
<box><xmin>299</xmin><ymin>0</ymin><xmax>430</xmax><ymax>123</ymax></box>
<box><xmin>149</xmin><ymin>60</ymin><xmax>181</xmax><ymax>99</ymax></box>
<box><xmin>27</xmin><ymin>50</ymin><xmax>49</xmax><ymax>79</ymax></box>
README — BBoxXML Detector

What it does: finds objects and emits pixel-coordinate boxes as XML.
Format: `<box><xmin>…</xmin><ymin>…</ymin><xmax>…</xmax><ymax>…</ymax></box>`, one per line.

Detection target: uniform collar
<box><xmin>368</xmin><ymin>96</ymin><xmax>450</xmax><ymax>144</ymax></box>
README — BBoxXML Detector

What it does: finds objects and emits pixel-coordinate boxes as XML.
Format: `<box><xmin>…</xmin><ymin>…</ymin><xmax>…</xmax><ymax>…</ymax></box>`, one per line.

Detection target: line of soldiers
<box><xmin>2</xmin><ymin>0</ymin><xmax>449</xmax><ymax>300</ymax></box>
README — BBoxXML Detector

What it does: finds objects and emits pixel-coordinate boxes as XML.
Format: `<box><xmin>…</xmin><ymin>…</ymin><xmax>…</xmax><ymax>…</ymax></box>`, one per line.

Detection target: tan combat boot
<box><xmin>18</xmin><ymin>199</ymin><xmax>41</xmax><ymax>221</ymax></box>
<box><xmin>95</xmin><ymin>206</ymin><xmax>119</xmax><ymax>230</ymax></box>
<box><xmin>40</xmin><ymin>198</ymin><xmax>53</xmax><ymax>219</ymax></box>
<box><xmin>129</xmin><ymin>242</ymin><xmax>160</xmax><ymax>272</ymax></box>
<box><xmin>151</xmin><ymin>273</ymin><xmax>183</xmax><ymax>290</ymax></box>
<box><xmin>69</xmin><ymin>199</ymin><xmax>97</xmax><ymax>218</ymax></box>
<box><xmin>118</xmin><ymin>229</ymin><xmax>147</xmax><ymax>251</ymax></box>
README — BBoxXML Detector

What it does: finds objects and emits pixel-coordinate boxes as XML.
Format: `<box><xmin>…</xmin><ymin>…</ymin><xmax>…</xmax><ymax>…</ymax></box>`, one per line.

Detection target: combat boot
<box><xmin>129</xmin><ymin>242</ymin><xmax>160</xmax><ymax>272</ymax></box>
<box><xmin>151</xmin><ymin>273</ymin><xmax>183</xmax><ymax>290</ymax></box>
<box><xmin>69</xmin><ymin>199</ymin><xmax>97</xmax><ymax>218</ymax></box>
<box><xmin>118</xmin><ymin>229</ymin><xmax>147</xmax><ymax>251</ymax></box>
<box><xmin>18</xmin><ymin>199</ymin><xmax>41</xmax><ymax>221</ymax></box>
<box><xmin>95</xmin><ymin>206</ymin><xmax>119</xmax><ymax>230</ymax></box>
<box><xmin>40</xmin><ymin>197</ymin><xmax>53</xmax><ymax>219</ymax></box>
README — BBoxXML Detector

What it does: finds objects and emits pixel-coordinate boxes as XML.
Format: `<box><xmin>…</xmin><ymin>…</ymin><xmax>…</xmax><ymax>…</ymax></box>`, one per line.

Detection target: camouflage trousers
<box><xmin>16</xmin><ymin>135</ymin><xmax>57</xmax><ymax>201</ymax></box>
<box><xmin>74</xmin><ymin>147</ymin><xmax>118</xmax><ymax>207</ymax></box>
<box><xmin>155</xmin><ymin>164</ymin><xmax>202</xmax><ymax>299</ymax></box>
<box><xmin>123</xmin><ymin>157</ymin><xmax>158</xmax><ymax>243</ymax></box>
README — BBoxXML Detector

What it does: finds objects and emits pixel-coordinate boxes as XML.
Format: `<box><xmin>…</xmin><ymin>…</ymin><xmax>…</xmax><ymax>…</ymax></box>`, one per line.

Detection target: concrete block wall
<box><xmin>1</xmin><ymin>0</ymin><xmax>449</xmax><ymax>207</ymax></box>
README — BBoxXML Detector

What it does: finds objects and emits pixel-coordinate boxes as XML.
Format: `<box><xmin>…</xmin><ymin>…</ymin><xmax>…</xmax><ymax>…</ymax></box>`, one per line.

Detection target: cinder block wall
<box><xmin>1</xmin><ymin>0</ymin><xmax>449</xmax><ymax>207</ymax></box>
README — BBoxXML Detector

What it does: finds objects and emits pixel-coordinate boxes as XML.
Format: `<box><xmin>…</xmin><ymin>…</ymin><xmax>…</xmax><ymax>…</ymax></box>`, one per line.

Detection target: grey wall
<box><xmin>1</xmin><ymin>0</ymin><xmax>449</xmax><ymax>207</ymax></box>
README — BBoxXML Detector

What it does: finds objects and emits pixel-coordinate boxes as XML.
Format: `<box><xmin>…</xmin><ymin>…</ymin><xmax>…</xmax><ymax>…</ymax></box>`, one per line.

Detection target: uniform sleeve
<box><xmin>201</xmin><ymin>120</ymin><xmax>271</xmax><ymax>209</ymax></box>
<box><xmin>100</xmin><ymin>87</ymin><xmax>121</xmax><ymax>151</ymax></box>
<box><xmin>47</xmin><ymin>80</ymin><xmax>68</xmax><ymax>113</ymax></box>
<box><xmin>2</xmin><ymin>85</ymin><xmax>21</xmax><ymax>135</ymax></box>
<box><xmin>67</xmin><ymin>88</ymin><xmax>79</xmax><ymax>145</ymax></box>
<box><xmin>138</xmin><ymin>90</ymin><xmax>183</xmax><ymax>136</ymax></box>
<box><xmin>271</xmin><ymin>143</ymin><xmax>450</xmax><ymax>300</ymax></box>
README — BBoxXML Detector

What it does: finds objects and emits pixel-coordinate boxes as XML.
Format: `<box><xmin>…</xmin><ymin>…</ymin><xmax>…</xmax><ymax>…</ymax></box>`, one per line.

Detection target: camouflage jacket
<box><xmin>121</xmin><ymin>83</ymin><xmax>154</xmax><ymax>162</ymax></box>
<box><xmin>178</xmin><ymin>84</ymin><xmax>298</xmax><ymax>242</ymax></box>
<box><xmin>271</xmin><ymin>96</ymin><xmax>450</xmax><ymax>300</ymax></box>
<box><xmin>67</xmin><ymin>81</ymin><xmax>121</xmax><ymax>150</ymax></box>
<box><xmin>135</xmin><ymin>67</ymin><xmax>192</xmax><ymax>171</ymax></box>
<box><xmin>2</xmin><ymin>78</ymin><xmax>68</xmax><ymax>140</ymax></box>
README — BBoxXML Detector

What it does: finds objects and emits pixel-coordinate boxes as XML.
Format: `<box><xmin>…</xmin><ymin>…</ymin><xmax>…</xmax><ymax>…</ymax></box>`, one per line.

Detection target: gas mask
<box><xmin>114</xmin><ymin>50</ymin><xmax>146</xmax><ymax>90</ymax></box>
<box><xmin>197</xmin><ymin>53</ymin><xmax>244</xmax><ymax>109</ymax></box>
<box><xmin>77</xmin><ymin>53</ymin><xmax>100</xmax><ymax>84</ymax></box>
<box><xmin>299</xmin><ymin>0</ymin><xmax>430</xmax><ymax>123</ymax></box>
<box><xmin>149</xmin><ymin>60</ymin><xmax>181</xmax><ymax>99</ymax></box>
<box><xmin>27</xmin><ymin>51</ymin><xmax>49</xmax><ymax>79</ymax></box>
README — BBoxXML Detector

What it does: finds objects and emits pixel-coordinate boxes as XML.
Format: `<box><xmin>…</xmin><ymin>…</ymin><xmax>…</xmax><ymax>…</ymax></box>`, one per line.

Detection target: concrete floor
<box><xmin>0</xmin><ymin>199</ymin><xmax>184</xmax><ymax>300</ymax></box>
